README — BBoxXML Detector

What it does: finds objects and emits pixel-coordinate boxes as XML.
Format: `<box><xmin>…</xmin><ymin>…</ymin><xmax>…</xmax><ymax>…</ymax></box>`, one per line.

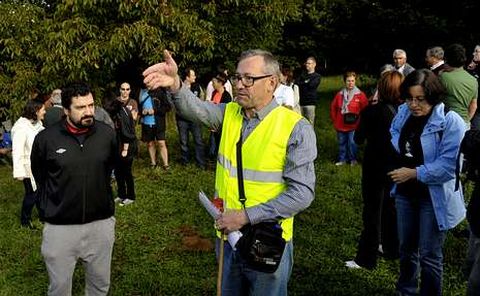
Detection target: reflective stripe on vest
<box><xmin>217</xmin><ymin>153</ymin><xmax>284</xmax><ymax>183</ymax></box>
<box><xmin>215</xmin><ymin>102</ymin><xmax>302</xmax><ymax>241</ymax></box>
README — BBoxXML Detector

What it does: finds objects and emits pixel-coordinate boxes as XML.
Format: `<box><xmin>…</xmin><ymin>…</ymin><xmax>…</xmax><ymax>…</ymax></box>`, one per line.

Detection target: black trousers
<box><xmin>355</xmin><ymin>173</ymin><xmax>399</xmax><ymax>269</ymax></box>
<box><xmin>115</xmin><ymin>157</ymin><xmax>135</xmax><ymax>200</ymax></box>
<box><xmin>21</xmin><ymin>178</ymin><xmax>39</xmax><ymax>225</ymax></box>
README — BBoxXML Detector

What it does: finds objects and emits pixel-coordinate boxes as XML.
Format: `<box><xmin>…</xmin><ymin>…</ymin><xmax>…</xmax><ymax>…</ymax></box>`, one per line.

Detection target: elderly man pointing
<box><xmin>144</xmin><ymin>49</ymin><xmax>316</xmax><ymax>296</ymax></box>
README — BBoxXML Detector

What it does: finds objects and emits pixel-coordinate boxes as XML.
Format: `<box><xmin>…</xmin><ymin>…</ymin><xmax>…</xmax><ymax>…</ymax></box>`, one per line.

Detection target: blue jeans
<box><xmin>216</xmin><ymin>239</ymin><xmax>293</xmax><ymax>296</ymax></box>
<box><xmin>176</xmin><ymin>118</ymin><xmax>205</xmax><ymax>167</ymax></box>
<box><xmin>337</xmin><ymin>131</ymin><xmax>357</xmax><ymax>163</ymax></box>
<box><xmin>395</xmin><ymin>195</ymin><xmax>447</xmax><ymax>296</ymax></box>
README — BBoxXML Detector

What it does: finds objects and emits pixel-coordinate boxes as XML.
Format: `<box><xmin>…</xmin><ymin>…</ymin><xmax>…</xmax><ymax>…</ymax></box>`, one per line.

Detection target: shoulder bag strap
<box><xmin>236</xmin><ymin>128</ymin><xmax>247</xmax><ymax>209</ymax></box>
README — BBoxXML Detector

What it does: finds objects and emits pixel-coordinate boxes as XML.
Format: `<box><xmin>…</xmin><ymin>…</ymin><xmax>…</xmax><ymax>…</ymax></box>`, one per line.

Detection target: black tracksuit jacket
<box><xmin>31</xmin><ymin>119</ymin><xmax>117</xmax><ymax>225</ymax></box>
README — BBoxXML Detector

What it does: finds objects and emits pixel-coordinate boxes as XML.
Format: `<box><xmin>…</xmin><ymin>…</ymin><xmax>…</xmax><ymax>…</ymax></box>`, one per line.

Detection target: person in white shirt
<box><xmin>11</xmin><ymin>98</ymin><xmax>45</xmax><ymax>228</ymax></box>
<box><xmin>273</xmin><ymin>83</ymin><xmax>295</xmax><ymax>109</ymax></box>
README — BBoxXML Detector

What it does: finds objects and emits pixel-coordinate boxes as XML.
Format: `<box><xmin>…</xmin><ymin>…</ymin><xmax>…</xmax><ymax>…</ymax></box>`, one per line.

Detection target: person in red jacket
<box><xmin>330</xmin><ymin>71</ymin><xmax>368</xmax><ymax>166</ymax></box>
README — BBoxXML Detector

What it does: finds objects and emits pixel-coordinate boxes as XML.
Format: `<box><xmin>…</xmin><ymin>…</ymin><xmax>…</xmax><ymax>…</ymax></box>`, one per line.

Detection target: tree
<box><xmin>0</xmin><ymin>0</ymin><xmax>302</xmax><ymax>119</ymax></box>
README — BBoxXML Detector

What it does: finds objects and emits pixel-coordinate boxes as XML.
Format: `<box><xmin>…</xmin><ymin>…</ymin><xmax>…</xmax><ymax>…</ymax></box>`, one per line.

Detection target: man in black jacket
<box><xmin>31</xmin><ymin>82</ymin><xmax>117</xmax><ymax>296</ymax></box>
<box><xmin>297</xmin><ymin>56</ymin><xmax>321</xmax><ymax>125</ymax></box>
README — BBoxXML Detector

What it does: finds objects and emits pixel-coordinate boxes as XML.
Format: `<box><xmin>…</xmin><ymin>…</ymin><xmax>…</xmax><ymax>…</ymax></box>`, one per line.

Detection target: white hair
<box><xmin>393</xmin><ymin>49</ymin><xmax>407</xmax><ymax>58</ymax></box>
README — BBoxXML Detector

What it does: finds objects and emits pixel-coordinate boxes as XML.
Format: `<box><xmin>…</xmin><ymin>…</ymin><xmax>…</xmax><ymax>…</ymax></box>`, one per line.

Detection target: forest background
<box><xmin>1</xmin><ymin>0</ymin><xmax>480</xmax><ymax>119</ymax></box>
<box><xmin>0</xmin><ymin>1</ymin><xmax>477</xmax><ymax>294</ymax></box>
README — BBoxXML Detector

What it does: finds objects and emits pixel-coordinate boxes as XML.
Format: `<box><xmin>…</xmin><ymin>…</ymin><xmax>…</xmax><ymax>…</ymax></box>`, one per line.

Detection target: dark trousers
<box><xmin>355</xmin><ymin>173</ymin><xmax>398</xmax><ymax>268</ymax></box>
<box><xmin>115</xmin><ymin>157</ymin><xmax>135</xmax><ymax>200</ymax></box>
<box><xmin>209</xmin><ymin>131</ymin><xmax>221</xmax><ymax>160</ymax></box>
<box><xmin>176</xmin><ymin>118</ymin><xmax>205</xmax><ymax>167</ymax></box>
<box><xmin>21</xmin><ymin>178</ymin><xmax>38</xmax><ymax>225</ymax></box>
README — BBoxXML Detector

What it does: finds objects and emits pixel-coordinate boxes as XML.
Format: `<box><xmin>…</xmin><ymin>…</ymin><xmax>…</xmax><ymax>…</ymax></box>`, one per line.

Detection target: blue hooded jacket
<box><xmin>390</xmin><ymin>102</ymin><xmax>466</xmax><ymax>231</ymax></box>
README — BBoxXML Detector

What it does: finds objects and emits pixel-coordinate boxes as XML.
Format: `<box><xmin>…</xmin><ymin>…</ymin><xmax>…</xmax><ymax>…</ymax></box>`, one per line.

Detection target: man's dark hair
<box><xmin>61</xmin><ymin>82</ymin><xmax>92</xmax><ymax>110</ymax></box>
<box><xmin>400</xmin><ymin>69</ymin><xmax>445</xmax><ymax>106</ymax></box>
<box><xmin>445</xmin><ymin>43</ymin><xmax>467</xmax><ymax>67</ymax></box>
<box><xmin>21</xmin><ymin>99</ymin><xmax>44</xmax><ymax>121</ymax></box>
<box><xmin>182</xmin><ymin>67</ymin><xmax>194</xmax><ymax>81</ymax></box>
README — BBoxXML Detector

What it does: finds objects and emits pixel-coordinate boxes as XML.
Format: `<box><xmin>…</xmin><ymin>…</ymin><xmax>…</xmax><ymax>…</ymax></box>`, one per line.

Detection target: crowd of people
<box><xmin>2</xmin><ymin>43</ymin><xmax>480</xmax><ymax>295</ymax></box>
<box><xmin>337</xmin><ymin>44</ymin><xmax>480</xmax><ymax>296</ymax></box>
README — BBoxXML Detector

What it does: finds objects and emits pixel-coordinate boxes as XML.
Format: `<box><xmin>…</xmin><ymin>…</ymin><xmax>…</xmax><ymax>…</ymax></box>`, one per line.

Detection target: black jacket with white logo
<box><xmin>31</xmin><ymin>119</ymin><xmax>117</xmax><ymax>224</ymax></box>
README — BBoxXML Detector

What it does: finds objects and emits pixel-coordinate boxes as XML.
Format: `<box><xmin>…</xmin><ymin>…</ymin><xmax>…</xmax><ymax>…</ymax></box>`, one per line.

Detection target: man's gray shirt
<box><xmin>172</xmin><ymin>86</ymin><xmax>317</xmax><ymax>225</ymax></box>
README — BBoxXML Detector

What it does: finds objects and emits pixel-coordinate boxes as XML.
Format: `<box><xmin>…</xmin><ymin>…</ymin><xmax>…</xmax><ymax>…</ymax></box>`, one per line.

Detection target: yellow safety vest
<box><xmin>215</xmin><ymin>102</ymin><xmax>302</xmax><ymax>241</ymax></box>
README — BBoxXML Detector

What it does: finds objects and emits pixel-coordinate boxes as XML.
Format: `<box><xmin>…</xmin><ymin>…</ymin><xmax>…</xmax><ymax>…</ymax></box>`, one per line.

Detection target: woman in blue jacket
<box><xmin>388</xmin><ymin>69</ymin><xmax>466</xmax><ymax>296</ymax></box>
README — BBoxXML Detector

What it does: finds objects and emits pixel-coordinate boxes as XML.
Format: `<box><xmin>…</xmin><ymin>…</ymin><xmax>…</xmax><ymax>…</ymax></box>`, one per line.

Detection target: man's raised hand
<box><xmin>143</xmin><ymin>50</ymin><xmax>181</xmax><ymax>91</ymax></box>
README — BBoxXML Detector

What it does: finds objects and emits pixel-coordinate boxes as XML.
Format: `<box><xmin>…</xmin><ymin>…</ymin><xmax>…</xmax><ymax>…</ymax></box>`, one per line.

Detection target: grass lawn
<box><xmin>0</xmin><ymin>76</ymin><xmax>470</xmax><ymax>295</ymax></box>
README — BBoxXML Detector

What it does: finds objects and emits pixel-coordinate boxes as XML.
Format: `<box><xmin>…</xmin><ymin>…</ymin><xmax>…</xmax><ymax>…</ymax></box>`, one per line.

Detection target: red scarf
<box><xmin>65</xmin><ymin>121</ymin><xmax>89</xmax><ymax>135</ymax></box>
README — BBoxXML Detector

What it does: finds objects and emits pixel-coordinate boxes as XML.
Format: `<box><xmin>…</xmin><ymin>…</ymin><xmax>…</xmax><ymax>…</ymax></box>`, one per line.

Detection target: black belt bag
<box><xmin>236</xmin><ymin>222</ymin><xmax>286</xmax><ymax>273</ymax></box>
<box><xmin>234</xmin><ymin>131</ymin><xmax>285</xmax><ymax>273</ymax></box>
<box><xmin>343</xmin><ymin>112</ymin><xmax>359</xmax><ymax>124</ymax></box>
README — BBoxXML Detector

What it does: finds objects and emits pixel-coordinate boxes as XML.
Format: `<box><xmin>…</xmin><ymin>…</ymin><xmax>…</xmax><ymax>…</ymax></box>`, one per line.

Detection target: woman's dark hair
<box><xmin>400</xmin><ymin>69</ymin><xmax>445</xmax><ymax>106</ymax></box>
<box><xmin>281</xmin><ymin>67</ymin><xmax>294</xmax><ymax>84</ymax></box>
<box><xmin>103</xmin><ymin>97</ymin><xmax>123</xmax><ymax>120</ymax></box>
<box><xmin>214</xmin><ymin>72</ymin><xmax>228</xmax><ymax>85</ymax></box>
<box><xmin>21</xmin><ymin>99</ymin><xmax>44</xmax><ymax>121</ymax></box>
<box><xmin>377</xmin><ymin>71</ymin><xmax>404</xmax><ymax>105</ymax></box>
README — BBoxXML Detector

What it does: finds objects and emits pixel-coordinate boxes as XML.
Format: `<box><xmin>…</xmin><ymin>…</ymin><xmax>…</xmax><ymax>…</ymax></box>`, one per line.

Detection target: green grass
<box><xmin>0</xmin><ymin>76</ymin><xmax>469</xmax><ymax>295</ymax></box>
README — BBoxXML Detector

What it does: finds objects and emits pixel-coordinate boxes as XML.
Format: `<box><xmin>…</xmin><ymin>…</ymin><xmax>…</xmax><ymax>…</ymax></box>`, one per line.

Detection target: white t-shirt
<box><xmin>273</xmin><ymin>84</ymin><xmax>295</xmax><ymax>107</ymax></box>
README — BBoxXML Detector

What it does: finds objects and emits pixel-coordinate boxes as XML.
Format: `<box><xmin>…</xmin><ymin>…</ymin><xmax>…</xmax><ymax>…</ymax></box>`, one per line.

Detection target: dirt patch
<box><xmin>177</xmin><ymin>225</ymin><xmax>214</xmax><ymax>252</ymax></box>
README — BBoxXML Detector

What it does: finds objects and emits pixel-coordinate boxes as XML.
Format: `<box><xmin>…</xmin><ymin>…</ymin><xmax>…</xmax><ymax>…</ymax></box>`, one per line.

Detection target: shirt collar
<box><xmin>242</xmin><ymin>98</ymin><xmax>279</xmax><ymax>121</ymax></box>
<box><xmin>430</xmin><ymin>60</ymin><xmax>445</xmax><ymax>70</ymax></box>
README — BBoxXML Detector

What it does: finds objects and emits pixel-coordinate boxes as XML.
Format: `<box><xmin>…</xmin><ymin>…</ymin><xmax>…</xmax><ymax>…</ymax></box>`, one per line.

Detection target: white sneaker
<box><xmin>378</xmin><ymin>244</ymin><xmax>384</xmax><ymax>254</ymax></box>
<box><xmin>114</xmin><ymin>197</ymin><xmax>123</xmax><ymax>203</ymax></box>
<box><xmin>121</xmin><ymin>199</ymin><xmax>134</xmax><ymax>206</ymax></box>
<box><xmin>335</xmin><ymin>161</ymin><xmax>346</xmax><ymax>166</ymax></box>
<box><xmin>345</xmin><ymin>260</ymin><xmax>362</xmax><ymax>269</ymax></box>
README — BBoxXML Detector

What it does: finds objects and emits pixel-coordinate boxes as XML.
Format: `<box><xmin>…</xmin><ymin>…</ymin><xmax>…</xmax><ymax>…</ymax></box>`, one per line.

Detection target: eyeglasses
<box><xmin>405</xmin><ymin>96</ymin><xmax>427</xmax><ymax>105</ymax></box>
<box><xmin>120</xmin><ymin>88</ymin><xmax>130</xmax><ymax>91</ymax></box>
<box><xmin>231</xmin><ymin>74</ymin><xmax>273</xmax><ymax>87</ymax></box>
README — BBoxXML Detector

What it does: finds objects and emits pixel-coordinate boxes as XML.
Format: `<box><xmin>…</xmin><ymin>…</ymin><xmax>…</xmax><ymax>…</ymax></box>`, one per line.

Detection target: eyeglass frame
<box><xmin>231</xmin><ymin>74</ymin><xmax>273</xmax><ymax>88</ymax></box>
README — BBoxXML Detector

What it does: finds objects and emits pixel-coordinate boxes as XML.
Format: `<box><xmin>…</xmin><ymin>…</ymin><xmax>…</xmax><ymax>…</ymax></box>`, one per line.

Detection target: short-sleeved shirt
<box><xmin>440</xmin><ymin>68</ymin><xmax>478</xmax><ymax>123</ymax></box>
<box><xmin>139</xmin><ymin>89</ymin><xmax>155</xmax><ymax>125</ymax></box>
